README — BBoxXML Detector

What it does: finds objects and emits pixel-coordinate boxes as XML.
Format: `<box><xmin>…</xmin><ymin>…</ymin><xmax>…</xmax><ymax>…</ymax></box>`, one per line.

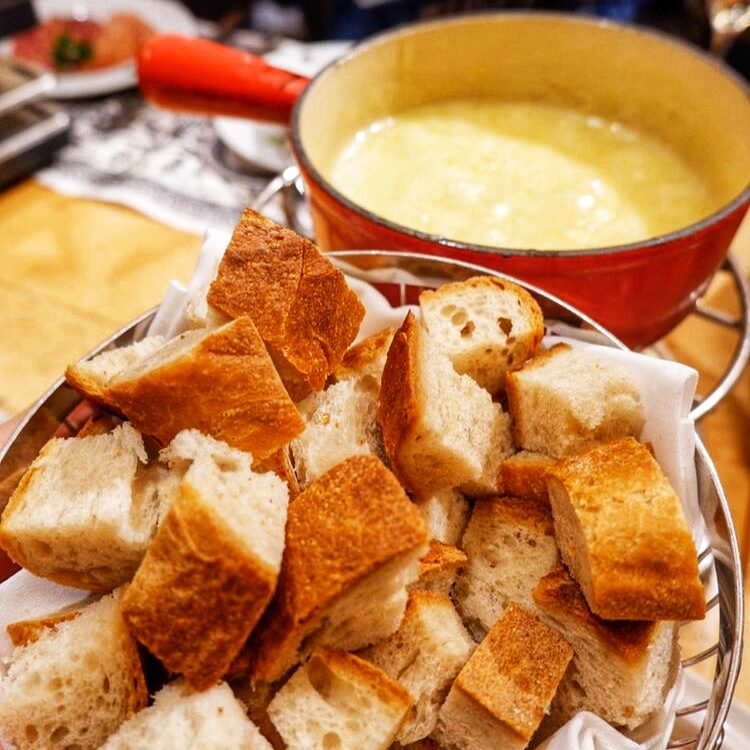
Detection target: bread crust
<box><xmin>418</xmin><ymin>541</ymin><xmax>467</xmax><ymax>580</ymax></box>
<box><xmin>450</xmin><ymin>603</ymin><xmax>573</xmax><ymax>742</ymax></box>
<box><xmin>6</xmin><ymin>609</ymin><xmax>83</xmax><ymax>647</ymax></box>
<box><xmin>532</xmin><ymin>565</ymin><xmax>660</xmax><ymax>667</ymax></box>
<box><xmin>107</xmin><ymin>317</ymin><xmax>304</xmax><ymax>460</ymax></box>
<box><xmin>206</xmin><ymin>209</ymin><xmax>365</xmax><ymax>400</ymax></box>
<box><xmin>333</xmin><ymin>327</ymin><xmax>396</xmax><ymax>383</ymax></box>
<box><xmin>377</xmin><ymin>313</ymin><xmax>422</xmax><ymax>491</ymax></box>
<box><xmin>546</xmin><ymin>437</ymin><xmax>705</xmax><ymax>621</ymax></box>
<box><xmin>121</xmin><ymin>482</ymin><xmax>278</xmax><ymax>691</ymax></box>
<box><xmin>499</xmin><ymin>451</ymin><xmax>555</xmax><ymax>505</ymax></box>
<box><xmin>250</xmin><ymin>455</ymin><xmax>428</xmax><ymax>684</ymax></box>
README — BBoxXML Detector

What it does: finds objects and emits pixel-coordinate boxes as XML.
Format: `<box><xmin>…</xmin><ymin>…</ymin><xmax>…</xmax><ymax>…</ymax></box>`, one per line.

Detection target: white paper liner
<box><xmin>0</xmin><ymin>233</ymin><xmax>713</xmax><ymax>750</ymax></box>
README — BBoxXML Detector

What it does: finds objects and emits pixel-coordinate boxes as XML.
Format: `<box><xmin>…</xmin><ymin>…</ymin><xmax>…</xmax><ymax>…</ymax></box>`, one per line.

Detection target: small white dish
<box><xmin>2</xmin><ymin>0</ymin><xmax>198</xmax><ymax>99</ymax></box>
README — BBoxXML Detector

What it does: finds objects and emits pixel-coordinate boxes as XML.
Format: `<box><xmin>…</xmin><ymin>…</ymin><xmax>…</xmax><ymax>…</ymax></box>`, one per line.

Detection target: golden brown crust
<box><xmin>455</xmin><ymin>602</ymin><xmax>573</xmax><ymax>741</ymax></box>
<box><xmin>107</xmin><ymin>317</ymin><xmax>305</xmax><ymax>461</ymax></box>
<box><xmin>499</xmin><ymin>451</ymin><xmax>555</xmax><ymax>505</ymax></box>
<box><xmin>117</xmin><ymin>594</ymin><xmax>150</xmax><ymax>716</ymax></box>
<box><xmin>546</xmin><ymin>437</ymin><xmax>705</xmax><ymax>621</ymax></box>
<box><xmin>333</xmin><ymin>327</ymin><xmax>396</xmax><ymax>382</ymax></box>
<box><xmin>532</xmin><ymin>565</ymin><xmax>660</xmax><ymax>667</ymax></box>
<box><xmin>472</xmin><ymin>494</ymin><xmax>555</xmax><ymax>537</ymax></box>
<box><xmin>418</xmin><ymin>541</ymin><xmax>467</xmax><ymax>580</ymax></box>
<box><xmin>206</xmin><ymin>209</ymin><xmax>365</xmax><ymax>400</ymax></box>
<box><xmin>377</xmin><ymin>313</ymin><xmax>421</xmax><ymax>491</ymax></box>
<box><xmin>313</xmin><ymin>648</ymin><xmax>413</xmax><ymax>711</ymax></box>
<box><xmin>6</xmin><ymin>609</ymin><xmax>82</xmax><ymax>647</ymax></box>
<box><xmin>505</xmin><ymin>344</ymin><xmax>571</xmax><ymax>445</ymax></box>
<box><xmin>121</xmin><ymin>482</ymin><xmax>277</xmax><ymax>691</ymax></box>
<box><xmin>250</xmin><ymin>455</ymin><xmax>428</xmax><ymax>683</ymax></box>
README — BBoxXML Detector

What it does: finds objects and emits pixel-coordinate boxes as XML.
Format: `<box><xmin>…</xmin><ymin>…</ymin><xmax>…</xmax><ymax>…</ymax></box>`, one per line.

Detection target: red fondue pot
<box><xmin>138</xmin><ymin>14</ymin><xmax>750</xmax><ymax>348</ymax></box>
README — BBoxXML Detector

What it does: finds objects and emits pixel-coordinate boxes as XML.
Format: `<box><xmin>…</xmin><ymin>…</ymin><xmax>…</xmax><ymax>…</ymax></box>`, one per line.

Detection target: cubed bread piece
<box><xmin>499</xmin><ymin>451</ymin><xmax>555</xmax><ymax>505</ymax></box>
<box><xmin>409</xmin><ymin>542</ymin><xmax>467</xmax><ymax>596</ymax></box>
<box><xmin>362</xmin><ymin>591</ymin><xmax>475</xmax><ymax>743</ymax></box>
<box><xmin>122</xmin><ymin>431</ymin><xmax>289</xmax><ymax>690</ymax></box>
<box><xmin>100</xmin><ymin>681</ymin><xmax>272</xmax><ymax>750</ymax></box>
<box><xmin>291</xmin><ymin>378</ymin><xmax>384</xmax><ymax>488</ymax></box>
<box><xmin>65</xmin><ymin>335</ymin><xmax>166</xmax><ymax>410</ymax></box>
<box><xmin>546</xmin><ymin>437</ymin><xmax>705</xmax><ymax>621</ymax></box>
<box><xmin>251</xmin><ymin>455</ymin><xmax>428</xmax><ymax>684</ymax></box>
<box><xmin>207</xmin><ymin>209</ymin><xmax>365</xmax><ymax>400</ymax></box>
<box><xmin>454</xmin><ymin>496</ymin><xmax>559</xmax><ymax>638</ymax></box>
<box><xmin>533</xmin><ymin>565</ymin><xmax>679</xmax><ymax>730</ymax></box>
<box><xmin>268</xmin><ymin>648</ymin><xmax>412</xmax><ymax>750</ymax></box>
<box><xmin>506</xmin><ymin>343</ymin><xmax>645</xmax><ymax>457</ymax></box>
<box><xmin>434</xmin><ymin>603</ymin><xmax>573</xmax><ymax>750</ymax></box>
<box><xmin>0</xmin><ymin>589</ymin><xmax>147</xmax><ymax>750</ymax></box>
<box><xmin>0</xmin><ymin>424</ymin><xmax>161</xmax><ymax>592</ymax></box>
<box><xmin>105</xmin><ymin>317</ymin><xmax>305</xmax><ymax>460</ymax></box>
<box><xmin>414</xmin><ymin>488</ymin><xmax>470</xmax><ymax>546</ymax></box>
<box><xmin>379</xmin><ymin>313</ymin><xmax>513</xmax><ymax>497</ymax></box>
<box><xmin>333</xmin><ymin>327</ymin><xmax>396</xmax><ymax>384</ymax></box>
<box><xmin>77</xmin><ymin>411</ymin><xmax>124</xmax><ymax>437</ymax></box>
<box><xmin>419</xmin><ymin>276</ymin><xmax>544</xmax><ymax>394</ymax></box>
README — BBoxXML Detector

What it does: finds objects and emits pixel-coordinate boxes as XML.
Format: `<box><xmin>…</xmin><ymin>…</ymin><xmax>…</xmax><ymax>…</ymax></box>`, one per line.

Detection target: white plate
<box><xmin>1</xmin><ymin>0</ymin><xmax>198</xmax><ymax>99</ymax></box>
<box><xmin>213</xmin><ymin>40</ymin><xmax>351</xmax><ymax>173</ymax></box>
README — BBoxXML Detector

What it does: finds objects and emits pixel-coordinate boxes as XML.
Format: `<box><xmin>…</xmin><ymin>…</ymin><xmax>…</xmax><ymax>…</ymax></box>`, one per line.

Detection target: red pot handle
<box><xmin>137</xmin><ymin>35</ymin><xmax>311</xmax><ymax>124</ymax></box>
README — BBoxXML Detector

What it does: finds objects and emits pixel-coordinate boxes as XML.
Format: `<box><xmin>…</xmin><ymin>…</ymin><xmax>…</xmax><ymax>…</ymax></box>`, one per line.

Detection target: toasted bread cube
<box><xmin>362</xmin><ymin>591</ymin><xmax>475</xmax><ymax>743</ymax></box>
<box><xmin>268</xmin><ymin>649</ymin><xmax>412</xmax><ymax>750</ymax></box>
<box><xmin>546</xmin><ymin>437</ymin><xmax>705</xmax><ymax>621</ymax></box>
<box><xmin>419</xmin><ymin>276</ymin><xmax>544</xmax><ymax>394</ymax></box>
<box><xmin>409</xmin><ymin>542</ymin><xmax>467</xmax><ymax>596</ymax></box>
<box><xmin>454</xmin><ymin>496</ymin><xmax>559</xmax><ymax>638</ymax></box>
<box><xmin>0</xmin><ymin>590</ymin><xmax>147</xmax><ymax>750</ymax></box>
<box><xmin>0</xmin><ymin>424</ymin><xmax>161</xmax><ymax>592</ymax></box>
<box><xmin>414</xmin><ymin>488</ymin><xmax>470</xmax><ymax>546</ymax></box>
<box><xmin>506</xmin><ymin>343</ymin><xmax>645</xmax><ymax>458</ymax></box>
<box><xmin>291</xmin><ymin>379</ymin><xmax>384</xmax><ymax>488</ymax></box>
<box><xmin>379</xmin><ymin>313</ymin><xmax>513</xmax><ymax>497</ymax></box>
<box><xmin>434</xmin><ymin>603</ymin><xmax>573</xmax><ymax>750</ymax></box>
<box><xmin>207</xmin><ymin>209</ymin><xmax>365</xmax><ymax>400</ymax></box>
<box><xmin>100</xmin><ymin>681</ymin><xmax>272</xmax><ymax>750</ymax></box>
<box><xmin>122</xmin><ymin>431</ymin><xmax>289</xmax><ymax>690</ymax></box>
<box><xmin>251</xmin><ymin>456</ymin><xmax>429</xmax><ymax>684</ymax></box>
<box><xmin>105</xmin><ymin>317</ymin><xmax>305</xmax><ymax>460</ymax></box>
<box><xmin>533</xmin><ymin>565</ymin><xmax>679</xmax><ymax>730</ymax></box>
<box><xmin>499</xmin><ymin>451</ymin><xmax>555</xmax><ymax>505</ymax></box>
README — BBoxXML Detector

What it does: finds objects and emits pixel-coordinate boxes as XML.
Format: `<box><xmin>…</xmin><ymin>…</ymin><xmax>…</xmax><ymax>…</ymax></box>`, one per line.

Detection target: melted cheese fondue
<box><xmin>328</xmin><ymin>99</ymin><xmax>718</xmax><ymax>250</ymax></box>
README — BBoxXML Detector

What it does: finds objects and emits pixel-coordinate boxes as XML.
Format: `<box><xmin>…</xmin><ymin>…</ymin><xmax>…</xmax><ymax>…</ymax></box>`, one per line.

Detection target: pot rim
<box><xmin>290</xmin><ymin>10</ymin><xmax>750</xmax><ymax>260</ymax></box>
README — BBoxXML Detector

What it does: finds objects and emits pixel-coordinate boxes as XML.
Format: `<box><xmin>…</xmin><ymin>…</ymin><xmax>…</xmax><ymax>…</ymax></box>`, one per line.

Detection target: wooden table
<box><xmin>1</xmin><ymin>180</ymin><xmax>749</xmax><ymax>707</ymax></box>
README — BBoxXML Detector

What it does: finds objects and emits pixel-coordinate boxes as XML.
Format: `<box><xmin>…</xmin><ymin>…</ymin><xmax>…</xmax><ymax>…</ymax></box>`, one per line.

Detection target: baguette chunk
<box><xmin>0</xmin><ymin>423</ymin><xmax>158</xmax><ymax>592</ymax></box>
<box><xmin>100</xmin><ymin>681</ymin><xmax>272</xmax><ymax>750</ymax></box>
<box><xmin>333</xmin><ymin>327</ymin><xmax>396</xmax><ymax>384</ymax></box>
<box><xmin>65</xmin><ymin>335</ymin><xmax>166</xmax><ymax>410</ymax></box>
<box><xmin>533</xmin><ymin>565</ymin><xmax>679</xmax><ymax>730</ymax></box>
<box><xmin>251</xmin><ymin>455</ymin><xmax>428</xmax><ymax>684</ymax></box>
<box><xmin>506</xmin><ymin>343</ymin><xmax>645</xmax><ymax>457</ymax></box>
<box><xmin>419</xmin><ymin>276</ymin><xmax>544</xmax><ymax>393</ymax></box>
<box><xmin>455</xmin><ymin>496</ymin><xmax>559</xmax><ymax>638</ymax></box>
<box><xmin>414</xmin><ymin>488</ymin><xmax>470</xmax><ymax>546</ymax></box>
<box><xmin>362</xmin><ymin>591</ymin><xmax>475</xmax><ymax>743</ymax></box>
<box><xmin>207</xmin><ymin>209</ymin><xmax>365</xmax><ymax>400</ymax></box>
<box><xmin>0</xmin><ymin>589</ymin><xmax>147</xmax><ymax>750</ymax></box>
<box><xmin>106</xmin><ymin>317</ymin><xmax>305</xmax><ymax>460</ymax></box>
<box><xmin>268</xmin><ymin>648</ymin><xmax>412</xmax><ymax>750</ymax></box>
<box><xmin>122</xmin><ymin>431</ymin><xmax>289</xmax><ymax>690</ymax></box>
<box><xmin>546</xmin><ymin>437</ymin><xmax>705</xmax><ymax>621</ymax></box>
<box><xmin>409</xmin><ymin>541</ymin><xmax>467</xmax><ymax>596</ymax></box>
<box><xmin>434</xmin><ymin>603</ymin><xmax>573</xmax><ymax>750</ymax></box>
<box><xmin>499</xmin><ymin>451</ymin><xmax>555</xmax><ymax>505</ymax></box>
<box><xmin>379</xmin><ymin>313</ymin><xmax>513</xmax><ymax>497</ymax></box>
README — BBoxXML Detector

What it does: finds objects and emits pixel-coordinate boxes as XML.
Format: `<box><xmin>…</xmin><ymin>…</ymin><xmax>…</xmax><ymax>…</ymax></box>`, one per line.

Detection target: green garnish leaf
<box><xmin>53</xmin><ymin>34</ymin><xmax>93</xmax><ymax>70</ymax></box>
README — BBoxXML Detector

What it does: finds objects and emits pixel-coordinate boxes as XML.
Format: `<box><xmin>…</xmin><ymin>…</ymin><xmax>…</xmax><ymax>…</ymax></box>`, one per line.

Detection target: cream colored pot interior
<box><xmin>298</xmin><ymin>13</ymin><xmax>750</xmax><ymax>207</ymax></box>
